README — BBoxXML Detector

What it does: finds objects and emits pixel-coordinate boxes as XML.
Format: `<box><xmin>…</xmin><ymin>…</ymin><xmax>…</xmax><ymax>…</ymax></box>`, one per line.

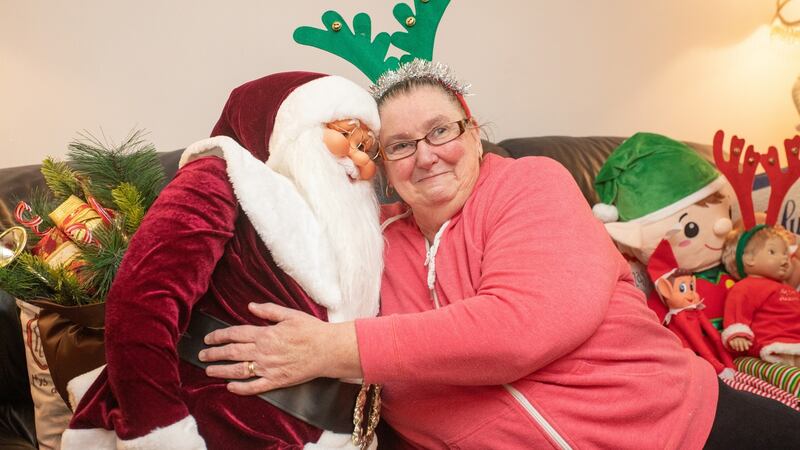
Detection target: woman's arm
<box><xmin>202</xmin><ymin>157</ymin><xmax>623</xmax><ymax>391</ymax></box>
<box><xmin>104</xmin><ymin>156</ymin><xmax>237</xmax><ymax>438</ymax></box>
<box><xmin>357</xmin><ymin>157</ymin><xmax>621</xmax><ymax>385</ymax></box>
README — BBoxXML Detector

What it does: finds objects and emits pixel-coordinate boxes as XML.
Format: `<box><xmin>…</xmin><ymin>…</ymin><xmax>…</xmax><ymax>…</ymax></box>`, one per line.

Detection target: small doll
<box><xmin>721</xmin><ymin>225</ymin><xmax>800</xmax><ymax>365</ymax></box>
<box><xmin>714</xmin><ymin>131</ymin><xmax>800</xmax><ymax>367</ymax></box>
<box><xmin>649</xmin><ymin>239</ymin><xmax>736</xmax><ymax>376</ymax></box>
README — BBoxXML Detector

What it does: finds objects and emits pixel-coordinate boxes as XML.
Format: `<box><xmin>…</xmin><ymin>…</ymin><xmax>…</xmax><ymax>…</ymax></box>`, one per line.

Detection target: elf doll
<box><xmin>648</xmin><ymin>239</ymin><xmax>735</xmax><ymax>375</ymax></box>
<box><xmin>593</xmin><ymin>132</ymin><xmax>734</xmax><ymax>329</ymax></box>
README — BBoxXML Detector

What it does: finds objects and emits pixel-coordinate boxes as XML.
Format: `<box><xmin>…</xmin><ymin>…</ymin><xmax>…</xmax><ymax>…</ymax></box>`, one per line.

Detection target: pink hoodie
<box><xmin>356</xmin><ymin>154</ymin><xmax>718</xmax><ymax>449</ymax></box>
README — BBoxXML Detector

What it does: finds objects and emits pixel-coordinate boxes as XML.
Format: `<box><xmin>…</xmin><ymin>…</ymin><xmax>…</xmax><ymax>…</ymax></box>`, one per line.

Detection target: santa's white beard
<box><xmin>267</xmin><ymin>129</ymin><xmax>383</xmax><ymax>321</ymax></box>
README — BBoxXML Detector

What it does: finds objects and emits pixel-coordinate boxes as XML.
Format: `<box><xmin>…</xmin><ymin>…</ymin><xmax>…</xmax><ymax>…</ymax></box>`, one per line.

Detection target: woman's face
<box><xmin>378</xmin><ymin>85</ymin><xmax>482</xmax><ymax>212</ymax></box>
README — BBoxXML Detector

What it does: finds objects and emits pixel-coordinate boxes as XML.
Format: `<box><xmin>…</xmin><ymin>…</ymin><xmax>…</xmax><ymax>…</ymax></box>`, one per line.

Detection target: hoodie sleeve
<box><xmin>357</xmin><ymin>157</ymin><xmax>622</xmax><ymax>385</ymax></box>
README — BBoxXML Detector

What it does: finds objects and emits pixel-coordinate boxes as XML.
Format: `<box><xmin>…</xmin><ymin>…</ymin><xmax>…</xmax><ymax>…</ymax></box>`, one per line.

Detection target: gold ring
<box><xmin>247</xmin><ymin>361</ymin><xmax>256</xmax><ymax>377</ymax></box>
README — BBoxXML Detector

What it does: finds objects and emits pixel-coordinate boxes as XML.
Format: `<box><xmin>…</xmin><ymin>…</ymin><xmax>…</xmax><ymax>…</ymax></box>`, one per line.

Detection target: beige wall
<box><xmin>1</xmin><ymin>0</ymin><xmax>799</xmax><ymax>168</ymax></box>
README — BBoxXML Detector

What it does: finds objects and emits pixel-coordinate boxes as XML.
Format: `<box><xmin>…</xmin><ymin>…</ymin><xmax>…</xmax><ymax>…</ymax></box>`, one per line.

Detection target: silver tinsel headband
<box><xmin>369</xmin><ymin>59</ymin><xmax>471</xmax><ymax>100</ymax></box>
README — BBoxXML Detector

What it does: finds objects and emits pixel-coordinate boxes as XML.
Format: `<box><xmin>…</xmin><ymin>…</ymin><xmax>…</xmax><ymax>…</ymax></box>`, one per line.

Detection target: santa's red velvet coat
<box><xmin>62</xmin><ymin>72</ymin><xmax>382</xmax><ymax>449</ymax></box>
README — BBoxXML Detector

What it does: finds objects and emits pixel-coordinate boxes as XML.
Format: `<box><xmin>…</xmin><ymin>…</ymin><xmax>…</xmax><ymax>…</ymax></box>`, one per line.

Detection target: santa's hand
<box><xmin>199</xmin><ymin>303</ymin><xmax>361</xmax><ymax>395</ymax></box>
<box><xmin>729</xmin><ymin>336</ymin><xmax>752</xmax><ymax>352</ymax></box>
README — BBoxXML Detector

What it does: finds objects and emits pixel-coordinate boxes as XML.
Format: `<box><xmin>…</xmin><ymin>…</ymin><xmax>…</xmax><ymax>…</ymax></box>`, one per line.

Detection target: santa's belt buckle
<box><xmin>351</xmin><ymin>383</ymin><xmax>382</xmax><ymax>449</ymax></box>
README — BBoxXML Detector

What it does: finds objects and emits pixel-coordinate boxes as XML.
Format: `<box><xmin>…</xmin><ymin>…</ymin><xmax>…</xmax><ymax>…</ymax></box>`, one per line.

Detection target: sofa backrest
<box><xmin>0</xmin><ymin>136</ymin><xmax>714</xmax><ymax>230</ymax></box>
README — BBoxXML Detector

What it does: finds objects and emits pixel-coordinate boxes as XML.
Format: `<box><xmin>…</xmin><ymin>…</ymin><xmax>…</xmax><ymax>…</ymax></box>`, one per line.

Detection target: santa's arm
<box><xmin>103</xmin><ymin>156</ymin><xmax>237</xmax><ymax>444</ymax></box>
<box><xmin>721</xmin><ymin>285</ymin><xmax>758</xmax><ymax>349</ymax></box>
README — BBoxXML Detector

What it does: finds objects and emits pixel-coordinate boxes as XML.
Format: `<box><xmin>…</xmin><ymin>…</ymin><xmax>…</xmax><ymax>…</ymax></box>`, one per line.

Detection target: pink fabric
<box><xmin>723</xmin><ymin>276</ymin><xmax>800</xmax><ymax>357</ymax></box>
<box><xmin>357</xmin><ymin>154</ymin><xmax>719</xmax><ymax>449</ymax></box>
<box><xmin>667</xmin><ymin>309</ymin><xmax>734</xmax><ymax>374</ymax></box>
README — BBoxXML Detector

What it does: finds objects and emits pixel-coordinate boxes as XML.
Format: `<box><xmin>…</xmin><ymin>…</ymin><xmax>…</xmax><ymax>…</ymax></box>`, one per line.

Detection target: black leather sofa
<box><xmin>0</xmin><ymin>135</ymin><xmax>712</xmax><ymax>446</ymax></box>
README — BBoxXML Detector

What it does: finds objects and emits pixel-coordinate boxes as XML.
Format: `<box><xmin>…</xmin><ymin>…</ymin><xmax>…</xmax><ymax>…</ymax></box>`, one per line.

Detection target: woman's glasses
<box><xmin>377</xmin><ymin>118</ymin><xmax>471</xmax><ymax>161</ymax></box>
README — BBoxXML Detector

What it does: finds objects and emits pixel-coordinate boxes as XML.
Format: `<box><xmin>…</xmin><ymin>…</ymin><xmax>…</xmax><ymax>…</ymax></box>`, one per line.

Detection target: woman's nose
<box><xmin>414</xmin><ymin>141</ymin><xmax>439</xmax><ymax>167</ymax></box>
<box><xmin>713</xmin><ymin>218</ymin><xmax>732</xmax><ymax>237</ymax></box>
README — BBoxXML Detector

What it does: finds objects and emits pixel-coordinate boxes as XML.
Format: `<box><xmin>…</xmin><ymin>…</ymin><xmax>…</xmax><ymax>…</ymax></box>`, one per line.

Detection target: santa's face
<box><xmin>323</xmin><ymin>118</ymin><xmax>378</xmax><ymax>180</ymax></box>
<box><xmin>637</xmin><ymin>197</ymin><xmax>732</xmax><ymax>271</ymax></box>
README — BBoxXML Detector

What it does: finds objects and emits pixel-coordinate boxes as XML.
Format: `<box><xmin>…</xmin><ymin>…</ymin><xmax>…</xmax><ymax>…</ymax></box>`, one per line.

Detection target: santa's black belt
<box><xmin>177</xmin><ymin>309</ymin><xmax>360</xmax><ymax>434</ymax></box>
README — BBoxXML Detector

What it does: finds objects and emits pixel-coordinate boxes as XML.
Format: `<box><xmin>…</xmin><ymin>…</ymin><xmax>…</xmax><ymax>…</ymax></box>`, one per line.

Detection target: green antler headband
<box><xmin>293</xmin><ymin>0</ymin><xmax>456</xmax><ymax>85</ymax></box>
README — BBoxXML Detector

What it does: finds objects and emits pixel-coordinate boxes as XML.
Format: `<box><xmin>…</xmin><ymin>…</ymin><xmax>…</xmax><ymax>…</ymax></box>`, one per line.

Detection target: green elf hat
<box><xmin>592</xmin><ymin>132</ymin><xmax>727</xmax><ymax>224</ymax></box>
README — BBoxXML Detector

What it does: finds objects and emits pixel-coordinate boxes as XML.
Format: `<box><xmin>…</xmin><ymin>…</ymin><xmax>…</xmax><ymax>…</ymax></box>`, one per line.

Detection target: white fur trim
<box><xmin>718</xmin><ymin>368</ymin><xmax>736</xmax><ymax>380</ymax></box>
<box><xmin>721</xmin><ymin>323</ymin><xmax>755</xmax><ymax>346</ymax></box>
<box><xmin>180</xmin><ymin>137</ymin><xmax>342</xmax><ymax>309</ymax></box>
<box><xmin>592</xmin><ymin>203</ymin><xmax>618</xmax><ymax>223</ymax></box>
<box><xmin>61</xmin><ymin>427</ymin><xmax>116</xmax><ymax>450</ymax></box>
<box><xmin>67</xmin><ymin>364</ymin><xmax>106</xmax><ymax>409</ymax></box>
<box><xmin>618</xmin><ymin>176</ymin><xmax>728</xmax><ymax>225</ymax></box>
<box><xmin>761</xmin><ymin>342</ymin><xmax>800</xmax><ymax>364</ymax></box>
<box><xmin>304</xmin><ymin>430</ymin><xmax>376</xmax><ymax>450</ymax></box>
<box><xmin>117</xmin><ymin>415</ymin><xmax>206</xmax><ymax>450</ymax></box>
<box><xmin>269</xmin><ymin>76</ymin><xmax>380</xmax><ymax>156</ymax></box>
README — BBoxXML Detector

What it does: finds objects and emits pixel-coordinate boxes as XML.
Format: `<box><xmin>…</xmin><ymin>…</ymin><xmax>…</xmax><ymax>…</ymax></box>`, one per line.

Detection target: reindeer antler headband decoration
<box><xmin>713</xmin><ymin>130</ymin><xmax>800</xmax><ymax>276</ymax></box>
<box><xmin>293</xmin><ymin>0</ymin><xmax>471</xmax><ymax>113</ymax></box>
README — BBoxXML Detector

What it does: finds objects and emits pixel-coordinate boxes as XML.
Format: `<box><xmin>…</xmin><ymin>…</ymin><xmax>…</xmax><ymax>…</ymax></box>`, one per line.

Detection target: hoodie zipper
<box><xmin>503</xmin><ymin>384</ymin><xmax>572</xmax><ymax>449</ymax></box>
<box><xmin>424</xmin><ymin>222</ymin><xmax>571</xmax><ymax>449</ymax></box>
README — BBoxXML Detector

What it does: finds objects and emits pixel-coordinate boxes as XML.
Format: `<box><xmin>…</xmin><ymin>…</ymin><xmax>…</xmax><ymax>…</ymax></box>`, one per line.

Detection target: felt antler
<box><xmin>762</xmin><ymin>135</ymin><xmax>800</xmax><ymax>225</ymax></box>
<box><xmin>293</xmin><ymin>11</ymin><xmax>400</xmax><ymax>82</ymax></box>
<box><xmin>713</xmin><ymin>129</ymin><xmax>760</xmax><ymax>229</ymax></box>
<box><xmin>391</xmin><ymin>0</ymin><xmax>451</xmax><ymax>64</ymax></box>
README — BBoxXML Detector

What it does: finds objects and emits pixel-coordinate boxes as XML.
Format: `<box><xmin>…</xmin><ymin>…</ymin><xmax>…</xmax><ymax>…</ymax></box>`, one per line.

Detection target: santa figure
<box><xmin>61</xmin><ymin>72</ymin><xmax>384</xmax><ymax>449</ymax></box>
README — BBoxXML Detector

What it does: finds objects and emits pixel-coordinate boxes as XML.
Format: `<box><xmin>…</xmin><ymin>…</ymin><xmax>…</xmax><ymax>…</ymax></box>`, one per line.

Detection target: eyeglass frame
<box><xmin>326</xmin><ymin>119</ymin><xmax>378</xmax><ymax>156</ymax></box>
<box><xmin>376</xmin><ymin>117</ymin><xmax>473</xmax><ymax>162</ymax></box>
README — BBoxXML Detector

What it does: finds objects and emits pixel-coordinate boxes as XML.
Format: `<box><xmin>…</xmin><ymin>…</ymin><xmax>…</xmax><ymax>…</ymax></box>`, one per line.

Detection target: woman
<box><xmin>200</xmin><ymin>60</ymin><xmax>800</xmax><ymax>449</ymax></box>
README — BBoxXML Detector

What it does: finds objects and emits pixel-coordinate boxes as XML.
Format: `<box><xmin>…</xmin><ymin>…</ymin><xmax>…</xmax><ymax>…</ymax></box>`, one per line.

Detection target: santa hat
<box><xmin>647</xmin><ymin>239</ymin><xmax>679</xmax><ymax>284</ymax></box>
<box><xmin>592</xmin><ymin>132</ymin><xmax>727</xmax><ymax>224</ymax></box>
<box><xmin>204</xmin><ymin>71</ymin><xmax>379</xmax><ymax>163</ymax></box>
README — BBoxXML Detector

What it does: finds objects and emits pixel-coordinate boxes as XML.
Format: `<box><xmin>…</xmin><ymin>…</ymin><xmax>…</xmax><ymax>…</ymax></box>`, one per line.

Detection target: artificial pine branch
<box><xmin>111</xmin><ymin>182</ymin><xmax>145</xmax><ymax>233</ymax></box>
<box><xmin>41</xmin><ymin>157</ymin><xmax>83</xmax><ymax>202</ymax></box>
<box><xmin>0</xmin><ymin>257</ymin><xmax>51</xmax><ymax>300</ymax></box>
<box><xmin>77</xmin><ymin>219</ymin><xmax>129</xmax><ymax>301</ymax></box>
<box><xmin>67</xmin><ymin>130</ymin><xmax>166</xmax><ymax>210</ymax></box>
<box><xmin>5</xmin><ymin>253</ymin><xmax>91</xmax><ymax>305</ymax></box>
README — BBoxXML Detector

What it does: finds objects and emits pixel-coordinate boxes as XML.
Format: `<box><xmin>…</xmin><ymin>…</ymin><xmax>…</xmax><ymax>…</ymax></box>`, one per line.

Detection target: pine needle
<box><xmin>67</xmin><ymin>130</ymin><xmax>166</xmax><ymax>211</ymax></box>
<box><xmin>111</xmin><ymin>183</ymin><xmax>145</xmax><ymax>233</ymax></box>
<box><xmin>76</xmin><ymin>219</ymin><xmax>129</xmax><ymax>302</ymax></box>
<box><xmin>41</xmin><ymin>158</ymin><xmax>82</xmax><ymax>202</ymax></box>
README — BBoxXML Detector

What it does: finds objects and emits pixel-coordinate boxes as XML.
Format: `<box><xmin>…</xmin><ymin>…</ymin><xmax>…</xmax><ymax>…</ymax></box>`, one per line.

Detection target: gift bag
<box><xmin>16</xmin><ymin>299</ymin><xmax>72</xmax><ymax>450</ymax></box>
<box><xmin>30</xmin><ymin>299</ymin><xmax>106</xmax><ymax>409</ymax></box>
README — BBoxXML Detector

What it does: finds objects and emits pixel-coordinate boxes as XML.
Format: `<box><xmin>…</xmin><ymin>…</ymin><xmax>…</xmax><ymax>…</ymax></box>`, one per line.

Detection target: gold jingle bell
<box><xmin>0</xmin><ymin>226</ymin><xmax>28</xmax><ymax>268</ymax></box>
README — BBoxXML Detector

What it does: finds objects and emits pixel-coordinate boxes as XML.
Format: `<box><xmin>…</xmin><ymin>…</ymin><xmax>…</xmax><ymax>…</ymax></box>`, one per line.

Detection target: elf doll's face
<box><xmin>663</xmin><ymin>200</ymin><xmax>732</xmax><ymax>272</ymax></box>
<box><xmin>657</xmin><ymin>274</ymin><xmax>700</xmax><ymax>309</ymax></box>
<box><xmin>629</xmin><ymin>196</ymin><xmax>732</xmax><ymax>271</ymax></box>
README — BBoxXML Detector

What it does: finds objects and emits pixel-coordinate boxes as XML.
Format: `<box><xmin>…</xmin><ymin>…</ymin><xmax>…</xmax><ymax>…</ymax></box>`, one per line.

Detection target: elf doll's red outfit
<box><xmin>62</xmin><ymin>72</ymin><xmax>383</xmax><ymax>449</ymax></box>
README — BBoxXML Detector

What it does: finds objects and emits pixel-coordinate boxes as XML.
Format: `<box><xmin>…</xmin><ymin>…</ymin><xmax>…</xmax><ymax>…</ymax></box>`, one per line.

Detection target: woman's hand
<box><xmin>198</xmin><ymin>302</ymin><xmax>362</xmax><ymax>395</ymax></box>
